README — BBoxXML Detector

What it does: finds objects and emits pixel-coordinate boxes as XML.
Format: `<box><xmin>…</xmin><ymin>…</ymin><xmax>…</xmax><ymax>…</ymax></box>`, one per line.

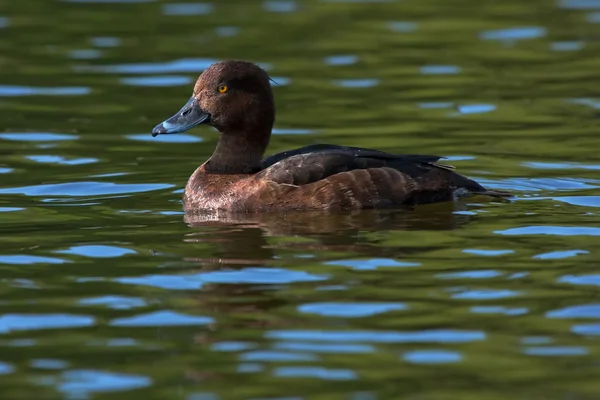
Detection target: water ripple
<box><xmin>479</xmin><ymin>26</ymin><xmax>547</xmax><ymax>41</ymax></box>
<box><xmin>332</xmin><ymin>79</ymin><xmax>379</xmax><ymax>88</ymax></box>
<box><xmin>57</xmin><ymin>245</ymin><xmax>136</xmax><ymax>258</ymax></box>
<box><xmin>0</xmin><ymin>314</ymin><xmax>94</xmax><ymax>333</ymax></box>
<box><xmin>558</xmin><ymin>0</ymin><xmax>600</xmax><ymax>9</ymax></box>
<box><xmin>547</xmin><ymin>304</ymin><xmax>600</xmax><ymax>319</ymax></box>
<box><xmin>298</xmin><ymin>302</ymin><xmax>407</xmax><ymax>317</ymax></box>
<box><xmin>91</xmin><ymin>37</ymin><xmax>121</xmax><ymax>47</ymax></box>
<box><xmin>240</xmin><ymin>350</ymin><xmax>318</xmax><ymax>362</ymax></box>
<box><xmin>266</xmin><ymin>329</ymin><xmax>486</xmax><ymax>343</ymax></box>
<box><xmin>403</xmin><ymin>349</ymin><xmax>462</xmax><ymax>364</ymax></box>
<box><xmin>326</xmin><ymin>258</ymin><xmax>419</xmax><ymax>270</ymax></box>
<box><xmin>0</xmin><ymin>182</ymin><xmax>174</xmax><ymax>196</ymax></box>
<box><xmin>420</xmin><ymin>65</ymin><xmax>461</xmax><ymax>75</ymax></box>
<box><xmin>559</xmin><ymin>274</ymin><xmax>600</xmax><ymax>286</ymax></box>
<box><xmin>26</xmin><ymin>155</ymin><xmax>97</xmax><ymax>165</ymax></box>
<box><xmin>0</xmin><ymin>255</ymin><xmax>69</xmax><ymax>265</ymax></box>
<box><xmin>110</xmin><ymin>310</ymin><xmax>213</xmax><ymax>327</ymax></box>
<box><xmin>275</xmin><ymin>342</ymin><xmax>374</xmax><ymax>354</ymax></box>
<box><xmin>324</xmin><ymin>55</ymin><xmax>358</xmax><ymax>65</ymax></box>
<box><xmin>75</xmin><ymin>58</ymin><xmax>216</xmax><ymax>74</ymax></box>
<box><xmin>0</xmin><ymin>86</ymin><xmax>90</xmax><ymax>96</ymax></box>
<box><xmin>58</xmin><ymin>370</ymin><xmax>152</xmax><ymax>397</ymax></box>
<box><xmin>533</xmin><ymin>250</ymin><xmax>588</xmax><ymax>259</ymax></box>
<box><xmin>273</xmin><ymin>366</ymin><xmax>356</xmax><ymax>380</ymax></box>
<box><xmin>79</xmin><ymin>296</ymin><xmax>146</xmax><ymax>309</ymax></box>
<box><xmin>0</xmin><ymin>132</ymin><xmax>78</xmax><ymax>141</ymax></box>
<box><xmin>116</xmin><ymin>268</ymin><xmax>327</xmax><ymax>290</ymax></box>
<box><xmin>162</xmin><ymin>3</ymin><xmax>213</xmax><ymax>15</ymax></box>
<box><xmin>523</xmin><ymin>346</ymin><xmax>588</xmax><ymax>356</ymax></box>
<box><xmin>120</xmin><ymin>75</ymin><xmax>193</xmax><ymax>87</ymax></box>
<box><xmin>496</xmin><ymin>226</ymin><xmax>600</xmax><ymax>236</ymax></box>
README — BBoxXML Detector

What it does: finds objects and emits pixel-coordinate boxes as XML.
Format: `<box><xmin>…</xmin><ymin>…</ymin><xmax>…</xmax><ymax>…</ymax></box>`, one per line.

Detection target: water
<box><xmin>1</xmin><ymin>0</ymin><xmax>600</xmax><ymax>398</ymax></box>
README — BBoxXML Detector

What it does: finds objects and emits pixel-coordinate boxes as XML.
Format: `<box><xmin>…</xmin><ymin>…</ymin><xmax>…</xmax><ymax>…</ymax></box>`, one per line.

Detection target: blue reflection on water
<box><xmin>523</xmin><ymin>346</ymin><xmax>588</xmax><ymax>356</ymax></box>
<box><xmin>267</xmin><ymin>329</ymin><xmax>485</xmax><ymax>343</ymax></box>
<box><xmin>457</xmin><ymin>104</ymin><xmax>496</xmax><ymax>114</ymax></box>
<box><xmin>275</xmin><ymin>342</ymin><xmax>374</xmax><ymax>353</ymax></box>
<box><xmin>91</xmin><ymin>37</ymin><xmax>121</xmax><ymax>47</ymax></box>
<box><xmin>116</xmin><ymin>268</ymin><xmax>328</xmax><ymax>289</ymax></box>
<box><xmin>240</xmin><ymin>350</ymin><xmax>318</xmax><ymax>362</ymax></box>
<box><xmin>0</xmin><ymin>314</ymin><xmax>94</xmax><ymax>333</ymax></box>
<box><xmin>403</xmin><ymin>349</ymin><xmax>462</xmax><ymax>364</ymax></box>
<box><xmin>479</xmin><ymin>26</ymin><xmax>546</xmax><ymax>41</ymax></box>
<box><xmin>0</xmin><ymin>362</ymin><xmax>13</xmax><ymax>375</ymax></box>
<box><xmin>547</xmin><ymin>304</ymin><xmax>600</xmax><ymax>319</ymax></box>
<box><xmin>0</xmin><ymin>86</ymin><xmax>90</xmax><ymax>96</ymax></box>
<box><xmin>273</xmin><ymin>366</ymin><xmax>356</xmax><ymax>380</ymax></box>
<box><xmin>471</xmin><ymin>306</ymin><xmax>528</xmax><ymax>316</ymax></box>
<box><xmin>215</xmin><ymin>26</ymin><xmax>240</xmax><ymax>37</ymax></box>
<box><xmin>559</xmin><ymin>0</ymin><xmax>600</xmax><ymax>9</ymax></box>
<box><xmin>76</xmin><ymin>58</ymin><xmax>216</xmax><ymax>74</ymax></box>
<box><xmin>69</xmin><ymin>49</ymin><xmax>102</xmax><ymax>59</ymax></box>
<box><xmin>57</xmin><ymin>245</ymin><xmax>136</xmax><ymax>258</ymax></box>
<box><xmin>451</xmin><ymin>289</ymin><xmax>520</xmax><ymax>300</ymax></box>
<box><xmin>420</xmin><ymin>65</ymin><xmax>461</xmax><ymax>75</ymax></box>
<box><xmin>30</xmin><ymin>359</ymin><xmax>69</xmax><ymax>370</ymax></box>
<box><xmin>533</xmin><ymin>250</ymin><xmax>588</xmax><ymax>259</ymax></box>
<box><xmin>120</xmin><ymin>75</ymin><xmax>193</xmax><ymax>87</ymax></box>
<box><xmin>0</xmin><ymin>132</ymin><xmax>78</xmax><ymax>141</ymax></box>
<box><xmin>462</xmin><ymin>249</ymin><xmax>514</xmax><ymax>256</ymax></box>
<box><xmin>162</xmin><ymin>3</ymin><xmax>214</xmax><ymax>15</ymax></box>
<box><xmin>0</xmin><ymin>255</ymin><xmax>68</xmax><ymax>265</ymax></box>
<box><xmin>572</xmin><ymin>323</ymin><xmax>600</xmax><ymax>335</ymax></box>
<box><xmin>496</xmin><ymin>226</ymin><xmax>600</xmax><ymax>236</ymax></box>
<box><xmin>26</xmin><ymin>155</ymin><xmax>97</xmax><ymax>165</ymax></box>
<box><xmin>264</xmin><ymin>1</ymin><xmax>297</xmax><ymax>12</ymax></box>
<box><xmin>0</xmin><ymin>17</ymin><xmax>9</xmax><ymax>28</ymax></box>
<box><xmin>559</xmin><ymin>274</ymin><xmax>600</xmax><ymax>286</ymax></box>
<box><xmin>0</xmin><ymin>207</ymin><xmax>23</xmax><ymax>212</ymax></box>
<box><xmin>58</xmin><ymin>370</ymin><xmax>151</xmax><ymax>397</ymax></box>
<box><xmin>326</xmin><ymin>258</ymin><xmax>419</xmax><ymax>270</ymax></box>
<box><xmin>79</xmin><ymin>296</ymin><xmax>147</xmax><ymax>310</ymax></box>
<box><xmin>0</xmin><ymin>182</ymin><xmax>174</xmax><ymax>196</ymax></box>
<box><xmin>388</xmin><ymin>21</ymin><xmax>418</xmax><ymax>32</ymax></box>
<box><xmin>524</xmin><ymin>161</ymin><xmax>600</xmax><ymax>170</ymax></box>
<box><xmin>110</xmin><ymin>310</ymin><xmax>214</xmax><ymax>327</ymax></box>
<box><xmin>298</xmin><ymin>302</ymin><xmax>406</xmax><ymax>317</ymax></box>
<box><xmin>438</xmin><ymin>270</ymin><xmax>503</xmax><ymax>279</ymax></box>
<box><xmin>332</xmin><ymin>79</ymin><xmax>379</xmax><ymax>88</ymax></box>
<box><xmin>325</xmin><ymin>55</ymin><xmax>359</xmax><ymax>65</ymax></box>
<box><xmin>551</xmin><ymin>41</ymin><xmax>584</xmax><ymax>51</ymax></box>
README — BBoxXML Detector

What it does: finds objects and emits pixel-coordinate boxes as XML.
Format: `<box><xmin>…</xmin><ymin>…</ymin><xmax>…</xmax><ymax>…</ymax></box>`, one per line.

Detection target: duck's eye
<box><xmin>217</xmin><ymin>84</ymin><xmax>228</xmax><ymax>94</ymax></box>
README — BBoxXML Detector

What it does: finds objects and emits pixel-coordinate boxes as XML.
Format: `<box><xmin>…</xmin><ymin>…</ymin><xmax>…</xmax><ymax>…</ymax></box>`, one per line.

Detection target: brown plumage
<box><xmin>152</xmin><ymin>60</ymin><xmax>511</xmax><ymax>212</ymax></box>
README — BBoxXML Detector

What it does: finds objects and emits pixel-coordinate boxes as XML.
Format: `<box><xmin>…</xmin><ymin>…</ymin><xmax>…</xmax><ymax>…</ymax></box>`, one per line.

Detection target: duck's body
<box><xmin>152</xmin><ymin>60</ymin><xmax>510</xmax><ymax>212</ymax></box>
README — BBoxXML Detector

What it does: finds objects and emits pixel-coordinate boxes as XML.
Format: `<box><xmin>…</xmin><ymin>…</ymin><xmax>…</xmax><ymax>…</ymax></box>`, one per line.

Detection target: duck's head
<box><xmin>152</xmin><ymin>60</ymin><xmax>275</xmax><ymax>138</ymax></box>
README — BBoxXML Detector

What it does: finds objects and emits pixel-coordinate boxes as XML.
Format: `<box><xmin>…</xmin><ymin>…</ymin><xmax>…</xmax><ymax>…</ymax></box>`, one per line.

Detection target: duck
<box><xmin>152</xmin><ymin>60</ymin><xmax>511</xmax><ymax>212</ymax></box>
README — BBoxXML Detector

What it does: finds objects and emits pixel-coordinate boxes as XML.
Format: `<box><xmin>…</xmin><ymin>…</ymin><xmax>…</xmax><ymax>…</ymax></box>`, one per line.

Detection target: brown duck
<box><xmin>152</xmin><ymin>60</ymin><xmax>510</xmax><ymax>212</ymax></box>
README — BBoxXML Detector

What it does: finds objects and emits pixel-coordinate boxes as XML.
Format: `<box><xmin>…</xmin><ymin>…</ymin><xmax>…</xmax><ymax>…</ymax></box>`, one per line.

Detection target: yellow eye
<box><xmin>218</xmin><ymin>84</ymin><xmax>228</xmax><ymax>93</ymax></box>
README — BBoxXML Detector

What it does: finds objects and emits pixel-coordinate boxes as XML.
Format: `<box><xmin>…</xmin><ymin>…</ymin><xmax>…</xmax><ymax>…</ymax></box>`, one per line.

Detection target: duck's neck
<box><xmin>204</xmin><ymin>130</ymin><xmax>270</xmax><ymax>174</ymax></box>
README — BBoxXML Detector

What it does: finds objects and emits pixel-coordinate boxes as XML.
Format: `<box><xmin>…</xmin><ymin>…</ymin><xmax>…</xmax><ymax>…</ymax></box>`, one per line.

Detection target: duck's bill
<box><xmin>151</xmin><ymin>97</ymin><xmax>210</xmax><ymax>136</ymax></box>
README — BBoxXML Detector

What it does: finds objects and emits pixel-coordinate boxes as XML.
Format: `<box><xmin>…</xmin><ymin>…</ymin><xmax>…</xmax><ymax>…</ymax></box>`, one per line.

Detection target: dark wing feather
<box><xmin>257</xmin><ymin>144</ymin><xmax>510</xmax><ymax>208</ymax></box>
<box><xmin>259</xmin><ymin>144</ymin><xmax>453</xmax><ymax>185</ymax></box>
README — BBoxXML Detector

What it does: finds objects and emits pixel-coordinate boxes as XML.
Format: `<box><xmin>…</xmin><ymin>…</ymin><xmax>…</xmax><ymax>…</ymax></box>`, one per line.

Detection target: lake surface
<box><xmin>1</xmin><ymin>0</ymin><xmax>600</xmax><ymax>398</ymax></box>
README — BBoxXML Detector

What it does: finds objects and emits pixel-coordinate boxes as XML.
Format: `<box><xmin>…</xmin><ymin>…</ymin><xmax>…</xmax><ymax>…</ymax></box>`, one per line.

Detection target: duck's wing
<box><xmin>258</xmin><ymin>144</ymin><xmax>510</xmax><ymax>206</ymax></box>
